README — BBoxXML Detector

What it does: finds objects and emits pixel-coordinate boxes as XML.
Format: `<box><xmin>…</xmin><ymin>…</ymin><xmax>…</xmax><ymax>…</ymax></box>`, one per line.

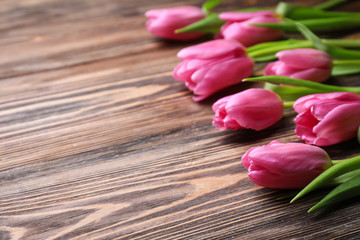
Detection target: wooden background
<box><xmin>0</xmin><ymin>0</ymin><xmax>359</xmax><ymax>239</ymax></box>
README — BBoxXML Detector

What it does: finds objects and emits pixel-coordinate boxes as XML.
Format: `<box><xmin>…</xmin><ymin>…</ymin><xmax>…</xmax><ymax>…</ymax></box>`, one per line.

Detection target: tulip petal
<box><xmin>225</xmin><ymin>88</ymin><xmax>283</xmax><ymax>130</ymax></box>
<box><xmin>276</xmin><ymin>48</ymin><xmax>332</xmax><ymax>69</ymax></box>
<box><xmin>212</xmin><ymin>95</ymin><xmax>231</xmax><ymax>112</ymax></box>
<box><xmin>192</xmin><ymin>57</ymin><xmax>253</xmax><ymax>101</ymax></box>
<box><xmin>294</xmin><ymin>92</ymin><xmax>360</xmax><ymax>113</ymax></box>
<box><xmin>145</xmin><ymin>6</ymin><xmax>205</xmax><ymax>41</ymax></box>
<box><xmin>241</xmin><ymin>141</ymin><xmax>331</xmax><ymax>189</ymax></box>
<box><xmin>219</xmin><ymin>11</ymin><xmax>277</xmax><ymax>22</ymax></box>
<box><xmin>311</xmin><ymin>99</ymin><xmax>351</xmax><ymax>120</ymax></box>
<box><xmin>290</xmin><ymin>67</ymin><xmax>331</xmax><ymax>82</ymax></box>
<box><xmin>248</xmin><ymin>169</ymin><xmax>323</xmax><ymax>189</ymax></box>
<box><xmin>221</xmin><ymin>16</ymin><xmax>283</xmax><ymax>47</ymax></box>
<box><xmin>294</xmin><ymin>111</ymin><xmax>319</xmax><ymax>144</ymax></box>
<box><xmin>271</xmin><ymin>61</ymin><xmax>300</xmax><ymax>76</ymax></box>
<box><xmin>264</xmin><ymin>62</ymin><xmax>277</xmax><ymax>75</ymax></box>
<box><xmin>248</xmin><ymin>143</ymin><xmax>329</xmax><ymax>174</ymax></box>
<box><xmin>177</xmin><ymin>39</ymin><xmax>246</xmax><ymax>60</ymax></box>
<box><xmin>248</xmin><ymin>167</ymin><xmax>323</xmax><ymax>189</ymax></box>
<box><xmin>313</xmin><ymin>102</ymin><xmax>360</xmax><ymax>146</ymax></box>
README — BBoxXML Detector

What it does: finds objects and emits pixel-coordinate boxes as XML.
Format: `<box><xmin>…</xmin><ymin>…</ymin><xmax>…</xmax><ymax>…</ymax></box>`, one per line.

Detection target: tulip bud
<box><xmin>212</xmin><ymin>89</ymin><xmax>283</xmax><ymax>131</ymax></box>
<box><xmin>241</xmin><ymin>141</ymin><xmax>332</xmax><ymax>189</ymax></box>
<box><xmin>173</xmin><ymin>39</ymin><xmax>254</xmax><ymax>101</ymax></box>
<box><xmin>145</xmin><ymin>6</ymin><xmax>206</xmax><ymax>41</ymax></box>
<box><xmin>218</xmin><ymin>11</ymin><xmax>283</xmax><ymax>47</ymax></box>
<box><xmin>264</xmin><ymin>48</ymin><xmax>332</xmax><ymax>82</ymax></box>
<box><xmin>293</xmin><ymin>92</ymin><xmax>360</xmax><ymax>146</ymax></box>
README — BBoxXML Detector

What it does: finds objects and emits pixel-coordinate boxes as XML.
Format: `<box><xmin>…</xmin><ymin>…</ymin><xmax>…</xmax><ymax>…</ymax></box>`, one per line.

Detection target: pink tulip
<box><xmin>173</xmin><ymin>39</ymin><xmax>254</xmax><ymax>101</ymax></box>
<box><xmin>294</xmin><ymin>92</ymin><xmax>360</xmax><ymax>146</ymax></box>
<box><xmin>218</xmin><ymin>11</ymin><xmax>283</xmax><ymax>47</ymax></box>
<box><xmin>212</xmin><ymin>89</ymin><xmax>283</xmax><ymax>131</ymax></box>
<box><xmin>264</xmin><ymin>48</ymin><xmax>332</xmax><ymax>83</ymax></box>
<box><xmin>241</xmin><ymin>141</ymin><xmax>332</xmax><ymax>189</ymax></box>
<box><xmin>145</xmin><ymin>6</ymin><xmax>205</xmax><ymax>41</ymax></box>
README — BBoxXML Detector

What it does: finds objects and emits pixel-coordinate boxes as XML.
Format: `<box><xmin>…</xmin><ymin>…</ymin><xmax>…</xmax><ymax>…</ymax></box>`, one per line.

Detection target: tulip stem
<box><xmin>332</xmin><ymin>59</ymin><xmax>360</xmax><ymax>66</ymax></box>
<box><xmin>282</xmin><ymin>101</ymin><xmax>295</xmax><ymax>108</ymax></box>
<box><xmin>244</xmin><ymin>76</ymin><xmax>360</xmax><ymax>94</ymax></box>
<box><xmin>248</xmin><ymin>41</ymin><xmax>312</xmax><ymax>58</ymax></box>
<box><xmin>332</xmin><ymin>59</ymin><xmax>360</xmax><ymax>76</ymax></box>
<box><xmin>331</xmin><ymin>160</ymin><xmax>344</xmax><ymax>165</ymax></box>
<box><xmin>324</xmin><ymin>39</ymin><xmax>360</xmax><ymax>48</ymax></box>
<box><xmin>247</xmin><ymin>39</ymin><xmax>360</xmax><ymax>61</ymax></box>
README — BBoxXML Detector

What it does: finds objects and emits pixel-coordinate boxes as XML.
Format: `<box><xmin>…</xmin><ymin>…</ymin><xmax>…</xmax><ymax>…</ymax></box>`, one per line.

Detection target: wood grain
<box><xmin>0</xmin><ymin>0</ymin><xmax>359</xmax><ymax>239</ymax></box>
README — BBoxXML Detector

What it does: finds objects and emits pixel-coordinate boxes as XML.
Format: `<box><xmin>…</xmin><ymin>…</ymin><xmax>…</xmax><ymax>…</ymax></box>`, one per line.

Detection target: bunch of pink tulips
<box><xmin>145</xmin><ymin>0</ymin><xmax>360</xmax><ymax>212</ymax></box>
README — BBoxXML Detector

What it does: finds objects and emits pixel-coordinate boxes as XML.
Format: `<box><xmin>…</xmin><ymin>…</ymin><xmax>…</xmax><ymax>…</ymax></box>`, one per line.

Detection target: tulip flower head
<box><xmin>212</xmin><ymin>88</ymin><xmax>283</xmax><ymax>131</ymax></box>
<box><xmin>294</xmin><ymin>92</ymin><xmax>360</xmax><ymax>146</ymax></box>
<box><xmin>241</xmin><ymin>141</ymin><xmax>332</xmax><ymax>189</ymax></box>
<box><xmin>145</xmin><ymin>6</ymin><xmax>206</xmax><ymax>41</ymax></box>
<box><xmin>264</xmin><ymin>48</ymin><xmax>332</xmax><ymax>83</ymax></box>
<box><xmin>173</xmin><ymin>39</ymin><xmax>254</xmax><ymax>101</ymax></box>
<box><xmin>218</xmin><ymin>10</ymin><xmax>283</xmax><ymax>47</ymax></box>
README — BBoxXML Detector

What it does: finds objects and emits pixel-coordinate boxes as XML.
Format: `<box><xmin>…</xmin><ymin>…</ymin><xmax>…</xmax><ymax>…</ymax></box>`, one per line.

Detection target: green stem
<box><xmin>329</xmin><ymin>46</ymin><xmax>360</xmax><ymax>59</ymax></box>
<box><xmin>332</xmin><ymin>59</ymin><xmax>360</xmax><ymax>76</ymax></box>
<box><xmin>314</xmin><ymin>0</ymin><xmax>351</xmax><ymax>10</ymax></box>
<box><xmin>255</xmin><ymin>17</ymin><xmax>360</xmax><ymax>32</ymax></box>
<box><xmin>282</xmin><ymin>101</ymin><xmax>295</xmax><ymax>108</ymax></box>
<box><xmin>291</xmin><ymin>155</ymin><xmax>360</xmax><ymax>203</ymax></box>
<box><xmin>248</xmin><ymin>42</ymin><xmax>312</xmax><ymax>58</ymax></box>
<box><xmin>247</xmin><ymin>39</ymin><xmax>302</xmax><ymax>52</ymax></box>
<box><xmin>247</xmin><ymin>39</ymin><xmax>360</xmax><ymax>62</ymax></box>
<box><xmin>244</xmin><ymin>76</ymin><xmax>360</xmax><ymax>94</ymax></box>
<box><xmin>324</xmin><ymin>39</ymin><xmax>360</xmax><ymax>48</ymax></box>
<box><xmin>264</xmin><ymin>82</ymin><xmax>329</xmax><ymax>101</ymax></box>
<box><xmin>332</xmin><ymin>160</ymin><xmax>344</xmax><ymax>165</ymax></box>
<box><xmin>333</xmin><ymin>59</ymin><xmax>360</xmax><ymax>66</ymax></box>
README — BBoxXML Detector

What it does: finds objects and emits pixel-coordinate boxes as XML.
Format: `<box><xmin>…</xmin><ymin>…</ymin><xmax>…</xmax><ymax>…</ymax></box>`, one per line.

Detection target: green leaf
<box><xmin>176</xmin><ymin>14</ymin><xmax>224</xmax><ymax>34</ymax></box>
<box><xmin>254</xmin><ymin>21</ymin><xmax>297</xmax><ymax>31</ymax></box>
<box><xmin>291</xmin><ymin>155</ymin><xmax>360</xmax><ymax>203</ymax></box>
<box><xmin>292</xmin><ymin>20</ymin><xmax>328</xmax><ymax>52</ymax></box>
<box><xmin>314</xmin><ymin>0</ymin><xmax>351</xmax><ymax>10</ymax></box>
<box><xmin>308</xmin><ymin>173</ymin><xmax>360</xmax><ymax>213</ymax></box>
<box><xmin>202</xmin><ymin>0</ymin><xmax>223</xmax><ymax>14</ymax></box>
<box><xmin>330</xmin><ymin>169</ymin><xmax>360</xmax><ymax>186</ymax></box>
<box><xmin>290</xmin><ymin>21</ymin><xmax>360</xmax><ymax>60</ymax></box>
<box><xmin>276</xmin><ymin>1</ymin><xmax>360</xmax><ymax>19</ymax></box>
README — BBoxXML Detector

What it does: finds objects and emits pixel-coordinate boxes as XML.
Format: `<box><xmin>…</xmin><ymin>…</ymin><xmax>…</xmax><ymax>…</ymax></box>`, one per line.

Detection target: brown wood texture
<box><xmin>0</xmin><ymin>0</ymin><xmax>360</xmax><ymax>239</ymax></box>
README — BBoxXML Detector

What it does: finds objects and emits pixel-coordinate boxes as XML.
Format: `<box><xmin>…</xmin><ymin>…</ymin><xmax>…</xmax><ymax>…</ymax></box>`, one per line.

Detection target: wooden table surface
<box><xmin>1</xmin><ymin>0</ymin><xmax>360</xmax><ymax>239</ymax></box>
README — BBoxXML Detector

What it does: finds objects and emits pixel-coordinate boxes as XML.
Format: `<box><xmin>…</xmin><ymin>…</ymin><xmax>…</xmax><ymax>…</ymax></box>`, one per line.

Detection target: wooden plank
<box><xmin>0</xmin><ymin>0</ymin><xmax>359</xmax><ymax>239</ymax></box>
